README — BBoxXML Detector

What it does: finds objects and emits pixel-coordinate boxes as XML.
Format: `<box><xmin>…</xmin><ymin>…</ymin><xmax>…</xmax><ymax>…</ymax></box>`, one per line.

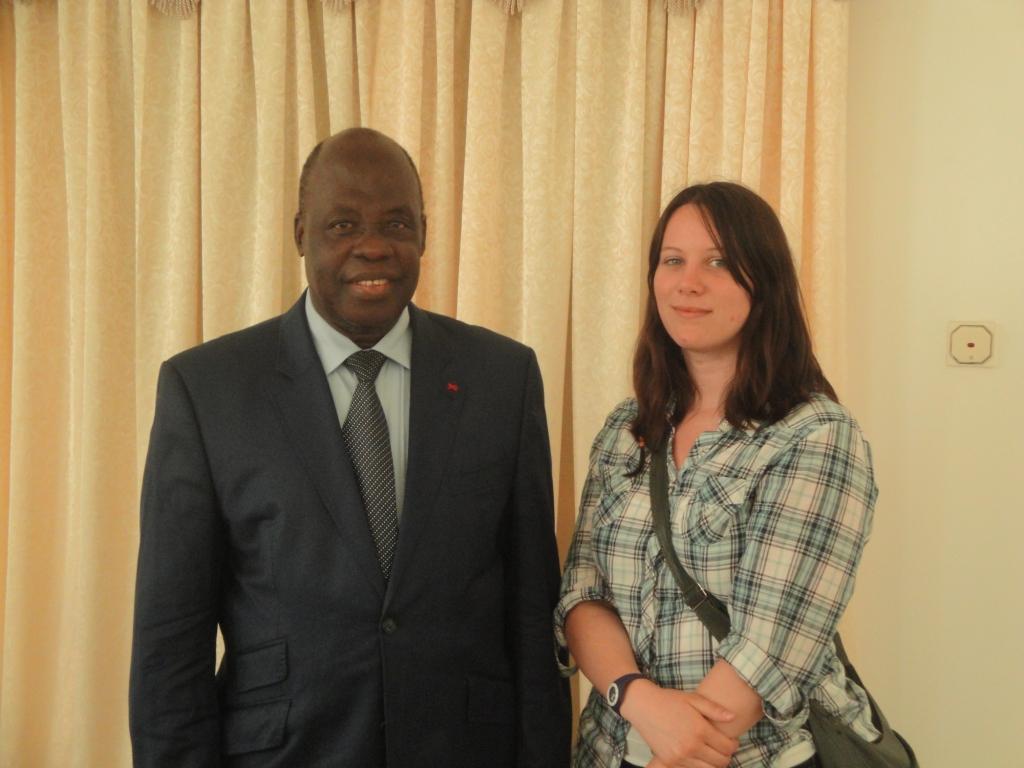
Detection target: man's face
<box><xmin>295</xmin><ymin>133</ymin><xmax>425</xmax><ymax>348</ymax></box>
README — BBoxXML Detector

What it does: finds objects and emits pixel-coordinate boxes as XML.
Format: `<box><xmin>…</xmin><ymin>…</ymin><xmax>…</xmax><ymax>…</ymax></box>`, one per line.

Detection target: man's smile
<box><xmin>347</xmin><ymin>276</ymin><xmax>399</xmax><ymax>298</ymax></box>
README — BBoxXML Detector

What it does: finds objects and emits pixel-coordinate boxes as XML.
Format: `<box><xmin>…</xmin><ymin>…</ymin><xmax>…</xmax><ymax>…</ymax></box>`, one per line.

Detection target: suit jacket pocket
<box><xmin>466</xmin><ymin>674</ymin><xmax>515</xmax><ymax>724</ymax></box>
<box><xmin>222</xmin><ymin>699</ymin><xmax>291</xmax><ymax>755</ymax></box>
<box><xmin>231</xmin><ymin>638</ymin><xmax>288</xmax><ymax>693</ymax></box>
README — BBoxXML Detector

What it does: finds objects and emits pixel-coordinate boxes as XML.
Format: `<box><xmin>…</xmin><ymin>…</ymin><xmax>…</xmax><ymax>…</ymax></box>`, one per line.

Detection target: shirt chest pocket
<box><xmin>680</xmin><ymin>475</ymin><xmax>751</xmax><ymax>546</ymax></box>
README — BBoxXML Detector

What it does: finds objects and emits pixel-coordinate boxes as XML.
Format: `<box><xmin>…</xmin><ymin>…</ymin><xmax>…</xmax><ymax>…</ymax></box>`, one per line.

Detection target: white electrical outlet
<box><xmin>947</xmin><ymin>322</ymin><xmax>995</xmax><ymax>367</ymax></box>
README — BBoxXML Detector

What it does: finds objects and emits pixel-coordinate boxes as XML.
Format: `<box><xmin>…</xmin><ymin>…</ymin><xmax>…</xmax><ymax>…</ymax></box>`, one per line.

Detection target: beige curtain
<box><xmin>0</xmin><ymin>1</ymin><xmax>848</xmax><ymax>764</ymax></box>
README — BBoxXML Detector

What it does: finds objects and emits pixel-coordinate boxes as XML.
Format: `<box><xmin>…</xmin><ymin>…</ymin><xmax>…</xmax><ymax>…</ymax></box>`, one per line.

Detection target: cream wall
<box><xmin>844</xmin><ymin>2</ymin><xmax>1024</xmax><ymax>766</ymax></box>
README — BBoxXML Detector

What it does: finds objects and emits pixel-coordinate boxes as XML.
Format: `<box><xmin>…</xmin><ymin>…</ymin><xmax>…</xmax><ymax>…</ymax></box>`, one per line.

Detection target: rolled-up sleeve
<box><xmin>715</xmin><ymin>417</ymin><xmax>877</xmax><ymax>721</ymax></box>
<box><xmin>553</xmin><ymin>426</ymin><xmax>616</xmax><ymax>674</ymax></box>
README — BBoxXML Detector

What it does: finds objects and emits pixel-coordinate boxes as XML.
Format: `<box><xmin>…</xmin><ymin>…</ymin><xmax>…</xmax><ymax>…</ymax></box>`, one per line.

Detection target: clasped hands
<box><xmin>619</xmin><ymin>680</ymin><xmax>739</xmax><ymax>768</ymax></box>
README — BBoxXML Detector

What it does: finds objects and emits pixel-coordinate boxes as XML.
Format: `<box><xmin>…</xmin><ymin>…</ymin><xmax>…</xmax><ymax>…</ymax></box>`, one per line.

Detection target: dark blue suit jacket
<box><xmin>129</xmin><ymin>297</ymin><xmax>570</xmax><ymax>767</ymax></box>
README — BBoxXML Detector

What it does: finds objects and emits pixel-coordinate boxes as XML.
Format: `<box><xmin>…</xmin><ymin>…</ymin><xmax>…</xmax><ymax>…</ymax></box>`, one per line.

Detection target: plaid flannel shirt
<box><xmin>556</xmin><ymin>394</ymin><xmax>881</xmax><ymax>767</ymax></box>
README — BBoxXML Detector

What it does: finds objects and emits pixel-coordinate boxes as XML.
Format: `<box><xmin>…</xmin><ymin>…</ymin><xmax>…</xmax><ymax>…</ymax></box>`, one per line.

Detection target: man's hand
<box><xmin>621</xmin><ymin>680</ymin><xmax>739</xmax><ymax>768</ymax></box>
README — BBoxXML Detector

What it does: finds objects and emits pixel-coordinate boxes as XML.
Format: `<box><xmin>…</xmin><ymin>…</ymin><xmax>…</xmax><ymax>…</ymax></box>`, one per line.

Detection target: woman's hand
<box><xmin>564</xmin><ymin>602</ymin><xmax>740</xmax><ymax>766</ymax></box>
<box><xmin>622</xmin><ymin>680</ymin><xmax>739</xmax><ymax>768</ymax></box>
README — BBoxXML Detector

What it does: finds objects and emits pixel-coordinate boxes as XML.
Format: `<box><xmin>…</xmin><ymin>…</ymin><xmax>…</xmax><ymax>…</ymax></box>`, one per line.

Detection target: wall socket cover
<box><xmin>947</xmin><ymin>321</ymin><xmax>995</xmax><ymax>367</ymax></box>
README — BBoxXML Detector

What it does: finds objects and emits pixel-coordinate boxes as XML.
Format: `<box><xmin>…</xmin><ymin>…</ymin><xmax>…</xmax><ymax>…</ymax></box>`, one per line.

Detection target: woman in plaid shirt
<box><xmin>556</xmin><ymin>183</ymin><xmax>880</xmax><ymax>768</ymax></box>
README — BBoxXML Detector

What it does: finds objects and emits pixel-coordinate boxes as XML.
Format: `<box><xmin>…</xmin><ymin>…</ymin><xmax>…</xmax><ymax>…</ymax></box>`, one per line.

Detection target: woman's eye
<box><xmin>662</xmin><ymin>256</ymin><xmax>682</xmax><ymax>266</ymax></box>
<box><xmin>709</xmin><ymin>257</ymin><xmax>727</xmax><ymax>268</ymax></box>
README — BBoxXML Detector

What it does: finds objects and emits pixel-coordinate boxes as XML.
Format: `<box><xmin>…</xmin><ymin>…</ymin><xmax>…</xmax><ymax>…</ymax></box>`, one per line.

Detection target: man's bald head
<box><xmin>292</xmin><ymin>126</ymin><xmax>427</xmax><ymax>348</ymax></box>
<box><xmin>297</xmin><ymin>128</ymin><xmax>424</xmax><ymax>219</ymax></box>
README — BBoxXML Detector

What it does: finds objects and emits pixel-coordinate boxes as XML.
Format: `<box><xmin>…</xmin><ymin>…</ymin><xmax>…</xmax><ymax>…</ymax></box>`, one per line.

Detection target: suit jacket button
<box><xmin>381</xmin><ymin>617</ymin><xmax>398</xmax><ymax>634</ymax></box>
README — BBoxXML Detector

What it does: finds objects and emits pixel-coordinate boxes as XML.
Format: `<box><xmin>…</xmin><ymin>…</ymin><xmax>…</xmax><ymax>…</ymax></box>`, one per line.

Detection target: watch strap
<box><xmin>606</xmin><ymin>672</ymin><xmax>645</xmax><ymax>715</ymax></box>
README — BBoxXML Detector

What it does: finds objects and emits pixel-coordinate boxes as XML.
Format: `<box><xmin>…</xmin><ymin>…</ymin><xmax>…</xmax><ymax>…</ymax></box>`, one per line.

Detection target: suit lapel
<box><xmin>388</xmin><ymin>305</ymin><xmax>465</xmax><ymax>596</ymax></box>
<box><xmin>269</xmin><ymin>297</ymin><xmax>386</xmax><ymax>599</ymax></box>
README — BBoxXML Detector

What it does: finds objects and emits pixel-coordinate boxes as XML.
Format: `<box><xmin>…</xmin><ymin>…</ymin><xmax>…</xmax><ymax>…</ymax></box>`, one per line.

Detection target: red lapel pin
<box><xmin>446</xmin><ymin>381</ymin><xmax>459</xmax><ymax>393</ymax></box>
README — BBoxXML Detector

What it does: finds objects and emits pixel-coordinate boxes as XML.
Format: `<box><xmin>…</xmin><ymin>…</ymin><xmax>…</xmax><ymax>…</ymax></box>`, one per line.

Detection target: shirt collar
<box><xmin>664</xmin><ymin>396</ymin><xmax>760</xmax><ymax>439</ymax></box>
<box><xmin>304</xmin><ymin>291</ymin><xmax>412</xmax><ymax>375</ymax></box>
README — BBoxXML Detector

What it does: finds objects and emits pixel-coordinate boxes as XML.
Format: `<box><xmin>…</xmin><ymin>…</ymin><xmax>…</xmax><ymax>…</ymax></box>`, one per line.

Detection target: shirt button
<box><xmin>381</xmin><ymin>617</ymin><xmax>398</xmax><ymax>634</ymax></box>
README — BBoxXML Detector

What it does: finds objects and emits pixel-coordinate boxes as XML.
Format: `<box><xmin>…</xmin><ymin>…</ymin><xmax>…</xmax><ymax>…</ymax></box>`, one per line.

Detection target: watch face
<box><xmin>607</xmin><ymin>683</ymin><xmax>620</xmax><ymax>706</ymax></box>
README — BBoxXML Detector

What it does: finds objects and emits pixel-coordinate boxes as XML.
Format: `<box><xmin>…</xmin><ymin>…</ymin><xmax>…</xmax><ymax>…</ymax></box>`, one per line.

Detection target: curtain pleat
<box><xmin>5</xmin><ymin>3</ymin><xmax>75</xmax><ymax>763</ymax></box>
<box><xmin>0</xmin><ymin>10</ymin><xmax>15</xmax><ymax>743</ymax></box>
<box><xmin>458</xmin><ymin>3</ymin><xmax>522</xmax><ymax>334</ymax></box>
<box><xmin>2</xmin><ymin>1</ymin><xmax>137</xmax><ymax>765</ymax></box>
<box><xmin>132</xmin><ymin>3</ymin><xmax>202</xmax><ymax>474</ymax></box>
<box><xmin>569</xmin><ymin>0</ymin><xmax>656</xmax><ymax>489</ymax></box>
<box><xmin>0</xmin><ymin>1</ymin><xmax>849</xmax><ymax>763</ymax></box>
<box><xmin>514</xmin><ymin>0</ymin><xmax>576</xmax><ymax>485</ymax></box>
<box><xmin>804</xmin><ymin>0</ymin><xmax>848</xmax><ymax>387</ymax></box>
<box><xmin>1</xmin><ymin>4</ymin><xmax>69</xmax><ymax>765</ymax></box>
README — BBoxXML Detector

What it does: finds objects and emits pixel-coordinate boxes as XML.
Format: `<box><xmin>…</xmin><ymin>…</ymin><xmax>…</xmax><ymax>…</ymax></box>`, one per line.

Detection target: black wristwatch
<box><xmin>605</xmin><ymin>673</ymin><xmax>645</xmax><ymax>716</ymax></box>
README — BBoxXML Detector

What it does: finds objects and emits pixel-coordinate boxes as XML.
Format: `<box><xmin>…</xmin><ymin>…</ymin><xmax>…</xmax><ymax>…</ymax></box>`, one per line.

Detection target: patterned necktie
<box><xmin>341</xmin><ymin>350</ymin><xmax>399</xmax><ymax>580</ymax></box>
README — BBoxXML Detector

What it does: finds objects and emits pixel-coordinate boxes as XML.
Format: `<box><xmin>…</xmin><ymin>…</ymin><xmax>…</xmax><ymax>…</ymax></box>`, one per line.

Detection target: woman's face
<box><xmin>653</xmin><ymin>204</ymin><xmax>751</xmax><ymax>362</ymax></box>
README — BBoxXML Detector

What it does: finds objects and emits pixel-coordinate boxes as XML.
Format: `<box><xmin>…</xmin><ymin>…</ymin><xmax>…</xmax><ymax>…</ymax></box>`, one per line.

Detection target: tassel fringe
<box><xmin>664</xmin><ymin>0</ymin><xmax>703</xmax><ymax>14</ymax></box>
<box><xmin>319</xmin><ymin>0</ymin><xmax>521</xmax><ymax>16</ymax></box>
<box><xmin>149</xmin><ymin>0</ymin><xmax>199</xmax><ymax>19</ymax></box>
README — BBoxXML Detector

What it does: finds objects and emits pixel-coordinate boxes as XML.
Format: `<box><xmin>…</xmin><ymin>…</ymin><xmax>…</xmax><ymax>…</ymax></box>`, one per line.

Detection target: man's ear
<box><xmin>294</xmin><ymin>213</ymin><xmax>305</xmax><ymax>256</ymax></box>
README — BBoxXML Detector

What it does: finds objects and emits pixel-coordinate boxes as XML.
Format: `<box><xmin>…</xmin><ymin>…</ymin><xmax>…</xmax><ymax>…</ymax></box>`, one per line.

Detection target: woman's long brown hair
<box><xmin>631</xmin><ymin>182</ymin><xmax>836</xmax><ymax>454</ymax></box>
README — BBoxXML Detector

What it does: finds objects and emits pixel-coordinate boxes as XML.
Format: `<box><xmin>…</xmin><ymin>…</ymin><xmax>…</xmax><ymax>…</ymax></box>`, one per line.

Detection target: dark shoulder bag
<box><xmin>648</xmin><ymin>443</ymin><xmax>919</xmax><ymax>768</ymax></box>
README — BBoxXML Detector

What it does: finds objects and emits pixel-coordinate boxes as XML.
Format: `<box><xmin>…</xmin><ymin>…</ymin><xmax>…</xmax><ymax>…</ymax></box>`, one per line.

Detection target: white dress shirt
<box><xmin>304</xmin><ymin>292</ymin><xmax>411</xmax><ymax>518</ymax></box>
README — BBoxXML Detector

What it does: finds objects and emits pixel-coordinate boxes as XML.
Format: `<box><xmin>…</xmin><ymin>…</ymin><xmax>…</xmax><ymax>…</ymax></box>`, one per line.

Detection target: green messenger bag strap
<box><xmin>648</xmin><ymin>441</ymin><xmax>919</xmax><ymax>768</ymax></box>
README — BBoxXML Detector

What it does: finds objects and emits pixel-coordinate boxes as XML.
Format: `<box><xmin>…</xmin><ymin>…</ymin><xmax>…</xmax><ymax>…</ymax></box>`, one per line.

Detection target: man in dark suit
<box><xmin>129</xmin><ymin>127</ymin><xmax>570</xmax><ymax>767</ymax></box>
